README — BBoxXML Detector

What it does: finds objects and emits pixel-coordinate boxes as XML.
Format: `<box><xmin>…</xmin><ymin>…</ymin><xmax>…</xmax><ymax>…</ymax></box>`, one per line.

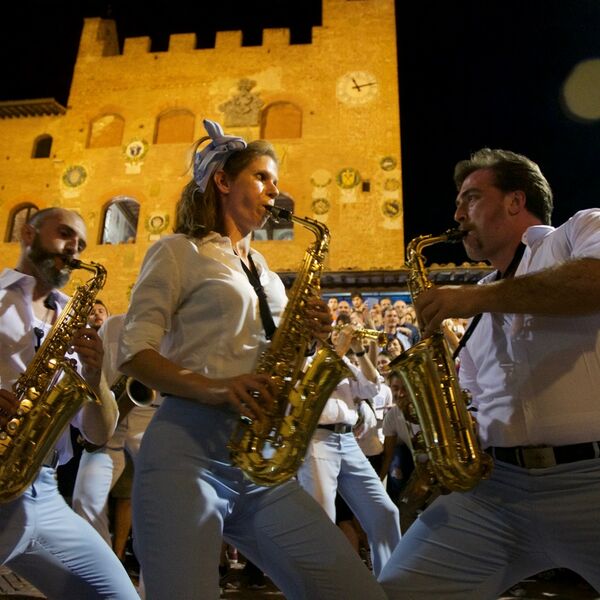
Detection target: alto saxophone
<box><xmin>0</xmin><ymin>257</ymin><xmax>107</xmax><ymax>503</ymax></box>
<box><xmin>229</xmin><ymin>205</ymin><xmax>352</xmax><ymax>486</ymax></box>
<box><xmin>389</xmin><ymin>231</ymin><xmax>492</xmax><ymax>504</ymax></box>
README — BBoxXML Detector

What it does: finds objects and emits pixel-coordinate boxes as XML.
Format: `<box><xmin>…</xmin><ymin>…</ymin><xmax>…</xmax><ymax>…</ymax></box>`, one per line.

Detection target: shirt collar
<box><xmin>522</xmin><ymin>224</ymin><xmax>554</xmax><ymax>249</ymax></box>
<box><xmin>0</xmin><ymin>268</ymin><xmax>36</xmax><ymax>293</ymax></box>
<box><xmin>191</xmin><ymin>231</ymin><xmax>223</xmax><ymax>247</ymax></box>
<box><xmin>0</xmin><ymin>267</ymin><xmax>69</xmax><ymax>308</ymax></box>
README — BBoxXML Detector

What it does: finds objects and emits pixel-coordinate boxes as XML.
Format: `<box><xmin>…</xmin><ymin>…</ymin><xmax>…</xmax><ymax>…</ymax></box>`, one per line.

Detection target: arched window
<box><xmin>5</xmin><ymin>203</ymin><xmax>38</xmax><ymax>242</ymax></box>
<box><xmin>100</xmin><ymin>197</ymin><xmax>140</xmax><ymax>244</ymax></box>
<box><xmin>87</xmin><ymin>114</ymin><xmax>125</xmax><ymax>148</ymax></box>
<box><xmin>261</xmin><ymin>102</ymin><xmax>302</xmax><ymax>139</ymax></box>
<box><xmin>154</xmin><ymin>109</ymin><xmax>195</xmax><ymax>144</ymax></box>
<box><xmin>253</xmin><ymin>194</ymin><xmax>294</xmax><ymax>241</ymax></box>
<box><xmin>32</xmin><ymin>134</ymin><xmax>52</xmax><ymax>158</ymax></box>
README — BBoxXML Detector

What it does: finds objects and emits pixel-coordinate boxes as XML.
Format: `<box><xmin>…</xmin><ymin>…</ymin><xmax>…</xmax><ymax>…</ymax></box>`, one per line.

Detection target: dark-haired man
<box><xmin>379</xmin><ymin>149</ymin><xmax>600</xmax><ymax>598</ymax></box>
<box><xmin>88</xmin><ymin>299</ymin><xmax>110</xmax><ymax>331</ymax></box>
<box><xmin>0</xmin><ymin>207</ymin><xmax>139</xmax><ymax>599</ymax></box>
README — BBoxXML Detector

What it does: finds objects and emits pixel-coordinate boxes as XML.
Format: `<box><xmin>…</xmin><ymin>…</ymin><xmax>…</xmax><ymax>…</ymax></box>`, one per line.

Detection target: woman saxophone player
<box><xmin>117</xmin><ymin>119</ymin><xmax>387</xmax><ymax>599</ymax></box>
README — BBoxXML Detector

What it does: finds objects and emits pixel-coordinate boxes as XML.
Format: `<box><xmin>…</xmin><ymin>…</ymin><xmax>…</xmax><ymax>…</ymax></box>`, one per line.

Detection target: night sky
<box><xmin>1</xmin><ymin>0</ymin><xmax>598</xmax><ymax>265</ymax></box>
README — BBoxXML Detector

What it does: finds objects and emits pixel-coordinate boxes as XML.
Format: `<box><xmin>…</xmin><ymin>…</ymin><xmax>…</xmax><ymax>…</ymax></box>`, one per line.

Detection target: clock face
<box><xmin>336</xmin><ymin>71</ymin><xmax>378</xmax><ymax>105</ymax></box>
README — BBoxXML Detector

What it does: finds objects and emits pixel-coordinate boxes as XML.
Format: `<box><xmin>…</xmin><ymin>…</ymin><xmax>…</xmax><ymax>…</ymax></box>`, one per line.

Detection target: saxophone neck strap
<box><xmin>33</xmin><ymin>292</ymin><xmax>59</xmax><ymax>351</ymax></box>
<box><xmin>239</xmin><ymin>254</ymin><xmax>277</xmax><ymax>341</ymax></box>
<box><xmin>452</xmin><ymin>242</ymin><xmax>526</xmax><ymax>360</ymax></box>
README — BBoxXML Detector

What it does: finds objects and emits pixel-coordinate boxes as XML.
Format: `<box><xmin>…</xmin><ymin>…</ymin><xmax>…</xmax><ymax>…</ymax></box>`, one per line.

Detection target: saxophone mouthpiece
<box><xmin>61</xmin><ymin>255</ymin><xmax>82</xmax><ymax>269</ymax></box>
<box><xmin>444</xmin><ymin>229</ymin><xmax>468</xmax><ymax>243</ymax></box>
<box><xmin>264</xmin><ymin>204</ymin><xmax>292</xmax><ymax>223</ymax></box>
<box><xmin>52</xmin><ymin>254</ymin><xmax>79</xmax><ymax>271</ymax></box>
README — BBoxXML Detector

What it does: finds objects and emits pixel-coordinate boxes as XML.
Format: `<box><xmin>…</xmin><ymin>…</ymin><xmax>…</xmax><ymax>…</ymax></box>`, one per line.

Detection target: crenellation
<box><xmin>123</xmin><ymin>36</ymin><xmax>152</xmax><ymax>55</ymax></box>
<box><xmin>215</xmin><ymin>30</ymin><xmax>243</xmax><ymax>49</ymax></box>
<box><xmin>168</xmin><ymin>33</ymin><xmax>197</xmax><ymax>53</ymax></box>
<box><xmin>0</xmin><ymin>0</ymin><xmax>403</xmax><ymax>312</ymax></box>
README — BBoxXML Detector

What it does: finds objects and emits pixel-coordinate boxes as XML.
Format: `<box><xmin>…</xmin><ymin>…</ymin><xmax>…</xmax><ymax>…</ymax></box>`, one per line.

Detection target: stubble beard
<box><xmin>28</xmin><ymin>234</ymin><xmax>71</xmax><ymax>289</ymax></box>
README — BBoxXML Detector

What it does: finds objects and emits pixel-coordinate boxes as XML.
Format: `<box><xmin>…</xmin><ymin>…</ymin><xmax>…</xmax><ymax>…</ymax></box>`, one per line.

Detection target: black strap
<box><xmin>44</xmin><ymin>292</ymin><xmax>58</xmax><ymax>311</ymax></box>
<box><xmin>239</xmin><ymin>254</ymin><xmax>277</xmax><ymax>340</ymax></box>
<box><xmin>452</xmin><ymin>242</ymin><xmax>526</xmax><ymax>360</ymax></box>
<box><xmin>33</xmin><ymin>293</ymin><xmax>58</xmax><ymax>352</ymax></box>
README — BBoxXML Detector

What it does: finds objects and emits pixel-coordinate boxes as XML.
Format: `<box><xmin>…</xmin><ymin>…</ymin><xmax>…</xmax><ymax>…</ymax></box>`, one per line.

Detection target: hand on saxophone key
<box><xmin>305</xmin><ymin>297</ymin><xmax>333</xmax><ymax>340</ymax></box>
<box><xmin>208</xmin><ymin>374</ymin><xmax>274</xmax><ymax>422</ymax></box>
<box><xmin>416</xmin><ymin>285</ymin><xmax>483</xmax><ymax>337</ymax></box>
<box><xmin>69</xmin><ymin>327</ymin><xmax>104</xmax><ymax>372</ymax></box>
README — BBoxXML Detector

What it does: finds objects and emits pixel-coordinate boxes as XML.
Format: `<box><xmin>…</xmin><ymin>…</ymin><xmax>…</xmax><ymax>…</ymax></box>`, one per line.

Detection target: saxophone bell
<box><xmin>125</xmin><ymin>378</ymin><xmax>156</xmax><ymax>407</ymax></box>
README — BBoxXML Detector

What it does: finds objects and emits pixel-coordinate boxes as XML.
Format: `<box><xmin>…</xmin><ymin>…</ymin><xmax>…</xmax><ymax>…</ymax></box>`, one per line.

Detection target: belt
<box><xmin>42</xmin><ymin>449</ymin><xmax>59</xmax><ymax>469</ymax></box>
<box><xmin>486</xmin><ymin>441</ymin><xmax>600</xmax><ymax>469</ymax></box>
<box><xmin>317</xmin><ymin>423</ymin><xmax>353</xmax><ymax>434</ymax></box>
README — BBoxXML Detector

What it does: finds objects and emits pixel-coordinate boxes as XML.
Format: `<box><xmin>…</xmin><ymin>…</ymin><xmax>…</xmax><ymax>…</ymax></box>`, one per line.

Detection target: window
<box><xmin>261</xmin><ymin>102</ymin><xmax>302</xmax><ymax>139</ymax></box>
<box><xmin>87</xmin><ymin>114</ymin><xmax>125</xmax><ymax>148</ymax></box>
<box><xmin>154</xmin><ymin>109</ymin><xmax>195</xmax><ymax>144</ymax></box>
<box><xmin>253</xmin><ymin>194</ymin><xmax>294</xmax><ymax>241</ymax></box>
<box><xmin>100</xmin><ymin>197</ymin><xmax>140</xmax><ymax>244</ymax></box>
<box><xmin>6</xmin><ymin>203</ymin><xmax>38</xmax><ymax>242</ymax></box>
<box><xmin>32</xmin><ymin>134</ymin><xmax>52</xmax><ymax>158</ymax></box>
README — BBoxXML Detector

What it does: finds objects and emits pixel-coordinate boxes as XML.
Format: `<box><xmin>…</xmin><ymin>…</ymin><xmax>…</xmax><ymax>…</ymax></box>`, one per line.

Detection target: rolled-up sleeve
<box><xmin>568</xmin><ymin>209</ymin><xmax>600</xmax><ymax>259</ymax></box>
<box><xmin>117</xmin><ymin>240</ymin><xmax>182</xmax><ymax>368</ymax></box>
<box><xmin>348</xmin><ymin>360</ymin><xmax>380</xmax><ymax>398</ymax></box>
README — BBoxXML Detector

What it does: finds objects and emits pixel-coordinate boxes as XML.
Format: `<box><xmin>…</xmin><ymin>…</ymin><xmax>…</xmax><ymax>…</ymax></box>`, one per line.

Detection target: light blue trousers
<box><xmin>297</xmin><ymin>428</ymin><xmax>401</xmax><ymax>577</ymax></box>
<box><xmin>0</xmin><ymin>467</ymin><xmax>139</xmax><ymax>600</ymax></box>
<box><xmin>133</xmin><ymin>396</ymin><xmax>386</xmax><ymax>600</ymax></box>
<box><xmin>378</xmin><ymin>458</ymin><xmax>600</xmax><ymax>599</ymax></box>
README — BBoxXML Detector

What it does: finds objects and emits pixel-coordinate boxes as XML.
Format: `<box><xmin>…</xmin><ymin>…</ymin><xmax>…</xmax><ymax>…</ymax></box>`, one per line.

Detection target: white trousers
<box><xmin>297</xmin><ymin>428</ymin><xmax>401</xmax><ymax>577</ymax></box>
<box><xmin>72</xmin><ymin>407</ymin><xmax>154</xmax><ymax>544</ymax></box>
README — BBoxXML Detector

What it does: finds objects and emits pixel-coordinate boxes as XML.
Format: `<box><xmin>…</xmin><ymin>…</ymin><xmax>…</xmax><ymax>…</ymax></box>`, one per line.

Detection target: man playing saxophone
<box><xmin>0</xmin><ymin>207</ymin><xmax>139</xmax><ymax>599</ymax></box>
<box><xmin>117</xmin><ymin>119</ymin><xmax>387</xmax><ymax>599</ymax></box>
<box><xmin>379</xmin><ymin>149</ymin><xmax>600</xmax><ymax>598</ymax></box>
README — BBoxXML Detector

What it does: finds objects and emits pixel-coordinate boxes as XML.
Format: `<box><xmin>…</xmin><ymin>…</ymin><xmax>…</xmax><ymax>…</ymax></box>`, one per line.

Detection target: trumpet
<box><xmin>333</xmin><ymin>324</ymin><xmax>387</xmax><ymax>346</ymax></box>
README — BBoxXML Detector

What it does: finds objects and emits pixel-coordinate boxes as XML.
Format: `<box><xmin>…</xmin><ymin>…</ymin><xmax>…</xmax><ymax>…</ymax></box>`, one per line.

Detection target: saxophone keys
<box><xmin>462</xmin><ymin>389</ymin><xmax>473</xmax><ymax>407</ymax></box>
<box><xmin>6</xmin><ymin>418</ymin><xmax>21</xmax><ymax>434</ymax></box>
<box><xmin>26</xmin><ymin>387</ymin><xmax>41</xmax><ymax>401</ymax></box>
<box><xmin>0</xmin><ymin>433</ymin><xmax>10</xmax><ymax>454</ymax></box>
<box><xmin>18</xmin><ymin>399</ymin><xmax>33</xmax><ymax>414</ymax></box>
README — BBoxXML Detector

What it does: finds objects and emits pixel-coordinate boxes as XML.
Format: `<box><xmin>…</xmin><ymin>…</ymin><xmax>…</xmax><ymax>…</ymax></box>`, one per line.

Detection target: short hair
<box><xmin>175</xmin><ymin>139</ymin><xmax>278</xmax><ymax>238</ymax></box>
<box><xmin>27</xmin><ymin>207</ymin><xmax>61</xmax><ymax>228</ymax></box>
<box><xmin>92</xmin><ymin>299</ymin><xmax>110</xmax><ymax>315</ymax></box>
<box><xmin>454</xmin><ymin>148</ymin><xmax>553</xmax><ymax>225</ymax></box>
<box><xmin>382</xmin><ymin>306</ymin><xmax>398</xmax><ymax>318</ymax></box>
<box><xmin>351</xmin><ymin>292</ymin><xmax>363</xmax><ymax>300</ymax></box>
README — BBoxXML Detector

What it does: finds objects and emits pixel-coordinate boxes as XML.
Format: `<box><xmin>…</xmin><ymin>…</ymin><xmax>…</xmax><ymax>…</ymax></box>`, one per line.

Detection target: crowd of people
<box><xmin>1</xmin><ymin>120</ymin><xmax>599</xmax><ymax>600</ymax></box>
